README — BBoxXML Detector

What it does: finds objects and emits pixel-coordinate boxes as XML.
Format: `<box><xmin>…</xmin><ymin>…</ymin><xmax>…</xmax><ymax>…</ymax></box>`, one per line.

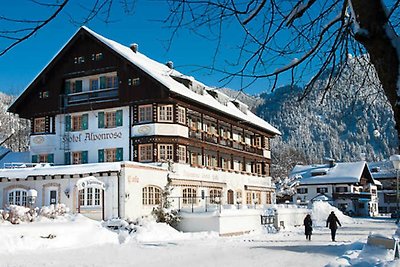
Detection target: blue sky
<box><xmin>0</xmin><ymin>1</ymin><xmax>292</xmax><ymax>96</ymax></box>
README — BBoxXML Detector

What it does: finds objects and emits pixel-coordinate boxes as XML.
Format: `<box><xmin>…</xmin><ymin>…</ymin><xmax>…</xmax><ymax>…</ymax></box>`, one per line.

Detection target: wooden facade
<box><xmin>8</xmin><ymin>26</ymin><xmax>279</xmax><ymax>180</ymax></box>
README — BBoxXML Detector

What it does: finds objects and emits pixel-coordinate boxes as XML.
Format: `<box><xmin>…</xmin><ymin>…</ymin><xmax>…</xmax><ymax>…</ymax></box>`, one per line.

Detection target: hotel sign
<box><xmin>62</xmin><ymin>131</ymin><xmax>122</xmax><ymax>143</ymax></box>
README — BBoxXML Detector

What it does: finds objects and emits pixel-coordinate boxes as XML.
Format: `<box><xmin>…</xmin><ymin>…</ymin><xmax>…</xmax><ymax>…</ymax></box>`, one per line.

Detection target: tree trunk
<box><xmin>351</xmin><ymin>0</ymin><xmax>400</xmax><ymax>152</ymax></box>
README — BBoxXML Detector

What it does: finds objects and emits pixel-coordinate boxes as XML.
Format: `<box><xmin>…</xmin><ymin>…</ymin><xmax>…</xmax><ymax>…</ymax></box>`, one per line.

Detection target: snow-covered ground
<box><xmin>0</xmin><ymin>202</ymin><xmax>398</xmax><ymax>267</ymax></box>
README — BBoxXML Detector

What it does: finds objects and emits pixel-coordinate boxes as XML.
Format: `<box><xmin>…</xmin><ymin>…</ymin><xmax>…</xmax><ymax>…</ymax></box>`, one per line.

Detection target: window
<box><xmin>264</xmin><ymin>137</ymin><xmax>270</xmax><ymax>150</ymax></box>
<box><xmin>79</xmin><ymin>187</ymin><xmax>102</xmax><ymax>207</ymax></box>
<box><xmin>158</xmin><ymin>144</ymin><xmax>173</xmax><ymax>161</ymax></box>
<box><xmin>335</xmin><ymin>187</ymin><xmax>348</xmax><ymax>193</ymax></box>
<box><xmin>182</xmin><ymin>188</ymin><xmax>197</xmax><ymax>205</ymax></box>
<box><xmin>32</xmin><ymin>154</ymin><xmax>54</xmax><ymax>163</ymax></box>
<box><xmin>317</xmin><ymin>187</ymin><xmax>328</xmax><ymax>194</ymax></box>
<box><xmin>142</xmin><ymin>186</ymin><xmax>162</xmax><ymax>205</ymax></box>
<box><xmin>105</xmin><ymin>112</ymin><xmax>116</xmax><ymax>128</ymax></box>
<box><xmin>8</xmin><ymin>189</ymin><xmax>27</xmax><ymax>206</ymax></box>
<box><xmin>74</xmin><ymin>56</ymin><xmax>85</xmax><ymax>64</ymax></box>
<box><xmin>105</xmin><ymin>148</ymin><xmax>117</xmax><ymax>162</ymax></box>
<box><xmin>222</xmin><ymin>158</ymin><xmax>231</xmax><ymax>170</ymax></box>
<box><xmin>256</xmin><ymin>163</ymin><xmax>263</xmax><ymax>175</ymax></box>
<box><xmin>236</xmin><ymin>190</ymin><xmax>242</xmax><ymax>202</ymax></box>
<box><xmin>254</xmin><ymin>136</ymin><xmax>262</xmax><ymax>147</ymax></box>
<box><xmin>177</xmin><ymin>106</ymin><xmax>186</xmax><ymax>124</ymax></box>
<box><xmin>91</xmin><ymin>53</ymin><xmax>103</xmax><ymax>61</ymax></box>
<box><xmin>246</xmin><ymin>191</ymin><xmax>252</xmax><ymax>204</ymax></box>
<box><xmin>106</xmin><ymin>76</ymin><xmax>118</xmax><ymax>88</ymax></box>
<box><xmin>128</xmin><ymin>78</ymin><xmax>140</xmax><ymax>86</ymax></box>
<box><xmin>68</xmin><ymin>114</ymin><xmax>88</xmax><ymax>131</ymax></box>
<box><xmin>138</xmin><ymin>105</ymin><xmax>153</xmax><ymax>122</ymax></box>
<box><xmin>158</xmin><ymin>105</ymin><xmax>173</xmax><ymax>122</ymax></box>
<box><xmin>90</xmin><ymin>79</ymin><xmax>98</xmax><ymax>91</ymax></box>
<box><xmin>98</xmin><ymin>110</ymin><xmax>123</xmax><ymax>128</ymax></box>
<box><xmin>209</xmin><ymin>189</ymin><xmax>222</xmax><ymax>204</ymax></box>
<box><xmin>139</xmin><ymin>144</ymin><xmax>153</xmax><ymax>162</ymax></box>
<box><xmin>39</xmin><ymin>90</ymin><xmax>49</xmax><ymax>99</ymax></box>
<box><xmin>190</xmin><ymin>152</ymin><xmax>201</xmax><ymax>166</ymax></box>
<box><xmin>297</xmin><ymin>188</ymin><xmax>308</xmax><ymax>194</ymax></box>
<box><xmin>255</xmin><ymin>192</ymin><xmax>261</xmax><ymax>204</ymax></box>
<box><xmin>34</xmin><ymin>117</ymin><xmax>46</xmax><ymax>133</ymax></box>
<box><xmin>178</xmin><ymin>145</ymin><xmax>186</xmax><ymax>163</ymax></box>
<box><xmin>266</xmin><ymin>191</ymin><xmax>272</xmax><ymax>204</ymax></box>
<box><xmin>72</xmin><ymin>151</ymin><xmax>88</xmax><ymax>164</ymax></box>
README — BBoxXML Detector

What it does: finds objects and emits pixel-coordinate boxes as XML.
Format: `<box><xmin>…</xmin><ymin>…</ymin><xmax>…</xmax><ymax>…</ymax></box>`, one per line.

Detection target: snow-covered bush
<box><xmin>0</xmin><ymin>204</ymin><xmax>70</xmax><ymax>224</ymax></box>
<box><xmin>2</xmin><ymin>205</ymin><xmax>37</xmax><ymax>224</ymax></box>
<box><xmin>39</xmin><ymin>204</ymin><xmax>69</xmax><ymax>219</ymax></box>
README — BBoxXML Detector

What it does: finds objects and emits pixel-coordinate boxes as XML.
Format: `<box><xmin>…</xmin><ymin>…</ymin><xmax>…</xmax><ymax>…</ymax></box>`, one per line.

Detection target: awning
<box><xmin>76</xmin><ymin>176</ymin><xmax>105</xmax><ymax>190</ymax></box>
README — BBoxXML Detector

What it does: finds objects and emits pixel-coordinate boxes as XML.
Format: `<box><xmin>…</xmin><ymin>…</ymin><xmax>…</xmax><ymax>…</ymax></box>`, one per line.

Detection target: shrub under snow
<box><xmin>0</xmin><ymin>204</ymin><xmax>70</xmax><ymax>224</ymax></box>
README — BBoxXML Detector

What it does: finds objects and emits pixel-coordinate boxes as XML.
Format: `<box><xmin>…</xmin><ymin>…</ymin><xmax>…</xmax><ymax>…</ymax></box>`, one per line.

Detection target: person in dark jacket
<box><xmin>326</xmin><ymin>211</ymin><xmax>342</xmax><ymax>241</ymax></box>
<box><xmin>304</xmin><ymin>214</ymin><xmax>313</xmax><ymax>241</ymax></box>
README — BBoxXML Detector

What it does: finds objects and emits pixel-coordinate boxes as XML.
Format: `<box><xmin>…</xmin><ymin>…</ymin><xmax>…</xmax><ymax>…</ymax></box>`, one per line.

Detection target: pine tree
<box><xmin>151</xmin><ymin>177</ymin><xmax>180</xmax><ymax>227</ymax></box>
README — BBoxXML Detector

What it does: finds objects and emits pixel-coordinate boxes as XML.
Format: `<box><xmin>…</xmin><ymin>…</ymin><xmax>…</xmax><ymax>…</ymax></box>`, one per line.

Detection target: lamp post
<box><xmin>390</xmin><ymin>155</ymin><xmax>400</xmax><ymax>223</ymax></box>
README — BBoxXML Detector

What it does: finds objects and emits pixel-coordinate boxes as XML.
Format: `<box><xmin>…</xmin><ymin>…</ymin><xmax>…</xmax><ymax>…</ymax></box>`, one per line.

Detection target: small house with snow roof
<box><xmin>0</xmin><ymin>27</ymin><xmax>280</xmax><ymax>226</ymax></box>
<box><xmin>290</xmin><ymin>160</ymin><xmax>379</xmax><ymax>217</ymax></box>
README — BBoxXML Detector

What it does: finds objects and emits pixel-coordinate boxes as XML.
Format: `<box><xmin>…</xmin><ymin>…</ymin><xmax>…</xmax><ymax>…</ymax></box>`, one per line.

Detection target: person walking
<box><xmin>304</xmin><ymin>214</ymin><xmax>313</xmax><ymax>241</ymax></box>
<box><xmin>326</xmin><ymin>211</ymin><xmax>342</xmax><ymax>241</ymax></box>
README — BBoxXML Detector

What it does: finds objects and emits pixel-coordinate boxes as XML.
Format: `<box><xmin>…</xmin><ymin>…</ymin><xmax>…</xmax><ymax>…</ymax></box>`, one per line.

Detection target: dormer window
<box><xmin>311</xmin><ymin>171</ymin><xmax>327</xmax><ymax>176</ymax></box>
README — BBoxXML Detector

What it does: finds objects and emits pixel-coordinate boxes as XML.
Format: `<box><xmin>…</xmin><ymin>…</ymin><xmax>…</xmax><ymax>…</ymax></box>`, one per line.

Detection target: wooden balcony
<box><xmin>66</xmin><ymin>87</ymin><xmax>119</xmax><ymax>105</ymax></box>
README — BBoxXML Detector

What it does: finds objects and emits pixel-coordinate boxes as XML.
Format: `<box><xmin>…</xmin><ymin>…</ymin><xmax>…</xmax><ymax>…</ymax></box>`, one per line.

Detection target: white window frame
<box><xmin>138</xmin><ymin>105</ymin><xmax>153</xmax><ymax>123</ymax></box>
<box><xmin>8</xmin><ymin>189</ymin><xmax>27</xmax><ymax>206</ymax></box>
<box><xmin>142</xmin><ymin>186</ymin><xmax>162</xmax><ymax>205</ymax></box>
<box><xmin>105</xmin><ymin>111</ymin><xmax>116</xmax><ymax>128</ymax></box>
<box><xmin>79</xmin><ymin>187</ymin><xmax>102</xmax><ymax>207</ymax></box>
<box><xmin>178</xmin><ymin>145</ymin><xmax>186</xmax><ymax>163</ymax></box>
<box><xmin>182</xmin><ymin>188</ymin><xmax>197</xmax><ymax>205</ymax></box>
<box><xmin>139</xmin><ymin>144</ymin><xmax>153</xmax><ymax>162</ymax></box>
<box><xmin>34</xmin><ymin>117</ymin><xmax>46</xmax><ymax>133</ymax></box>
<box><xmin>105</xmin><ymin>148</ymin><xmax>117</xmax><ymax>162</ymax></box>
<box><xmin>158</xmin><ymin>144</ymin><xmax>173</xmax><ymax>161</ymax></box>
<box><xmin>158</xmin><ymin>105</ymin><xmax>173</xmax><ymax>122</ymax></box>
<box><xmin>177</xmin><ymin>106</ymin><xmax>186</xmax><ymax>124</ymax></box>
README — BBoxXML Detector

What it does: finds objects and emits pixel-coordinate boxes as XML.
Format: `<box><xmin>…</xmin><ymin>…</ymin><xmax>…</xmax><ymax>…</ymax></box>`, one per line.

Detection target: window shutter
<box><xmin>82</xmin><ymin>114</ymin><xmax>89</xmax><ymax>130</ymax></box>
<box><xmin>98</xmin><ymin>112</ymin><xmax>105</xmax><ymax>128</ymax></box>
<box><xmin>82</xmin><ymin>151</ymin><xmax>88</xmax><ymax>164</ymax></box>
<box><xmin>116</xmin><ymin>148</ymin><xmax>123</xmax><ymax>161</ymax></box>
<box><xmin>116</xmin><ymin>110</ymin><xmax>123</xmax><ymax>127</ymax></box>
<box><xmin>98</xmin><ymin>149</ymin><xmax>104</xmax><ymax>163</ymax></box>
<box><xmin>48</xmin><ymin>154</ymin><xmax>54</xmax><ymax>163</ymax></box>
<box><xmin>99</xmin><ymin>76</ymin><xmax>106</xmax><ymax>89</ymax></box>
<box><xmin>65</xmin><ymin>115</ymin><xmax>71</xmax><ymax>131</ymax></box>
<box><xmin>75</xmin><ymin>80</ymin><xmax>83</xmax><ymax>93</ymax></box>
<box><xmin>65</xmin><ymin>81</ymin><xmax>71</xmax><ymax>94</ymax></box>
<box><xmin>32</xmin><ymin>155</ymin><xmax>38</xmax><ymax>163</ymax></box>
<box><xmin>64</xmin><ymin>152</ymin><xmax>71</xmax><ymax>165</ymax></box>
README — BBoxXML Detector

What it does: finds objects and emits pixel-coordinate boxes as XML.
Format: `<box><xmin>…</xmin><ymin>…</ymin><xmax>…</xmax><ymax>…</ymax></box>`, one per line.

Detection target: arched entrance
<box><xmin>76</xmin><ymin>176</ymin><xmax>105</xmax><ymax>220</ymax></box>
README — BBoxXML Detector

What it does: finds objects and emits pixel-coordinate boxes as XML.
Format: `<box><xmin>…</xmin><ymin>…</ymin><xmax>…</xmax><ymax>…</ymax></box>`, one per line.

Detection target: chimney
<box><xmin>130</xmin><ymin>43</ymin><xmax>138</xmax><ymax>53</ymax></box>
<box><xmin>166</xmin><ymin>61</ymin><xmax>174</xmax><ymax>69</ymax></box>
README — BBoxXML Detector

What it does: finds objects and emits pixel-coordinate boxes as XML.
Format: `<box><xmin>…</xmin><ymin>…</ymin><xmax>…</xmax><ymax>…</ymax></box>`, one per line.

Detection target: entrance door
<box><xmin>227</xmin><ymin>190</ymin><xmax>234</xmax><ymax>204</ymax></box>
<box><xmin>50</xmin><ymin>190</ymin><xmax>57</xmax><ymax>205</ymax></box>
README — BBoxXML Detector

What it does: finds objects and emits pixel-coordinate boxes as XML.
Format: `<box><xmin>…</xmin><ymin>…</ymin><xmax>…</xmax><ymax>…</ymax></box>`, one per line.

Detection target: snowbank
<box><xmin>0</xmin><ymin>214</ymin><xmax>118</xmax><ymax>253</ymax></box>
<box><xmin>311</xmin><ymin>201</ymin><xmax>355</xmax><ymax>227</ymax></box>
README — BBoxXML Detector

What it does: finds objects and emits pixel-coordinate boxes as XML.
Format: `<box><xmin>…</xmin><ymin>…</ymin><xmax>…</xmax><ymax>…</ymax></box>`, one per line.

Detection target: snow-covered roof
<box><xmin>290</xmin><ymin>161</ymin><xmax>378</xmax><ymax>185</ymax></box>
<box><xmin>368</xmin><ymin>161</ymin><xmax>396</xmax><ymax>180</ymax></box>
<box><xmin>0</xmin><ymin>151</ymin><xmax>29</xmax><ymax>168</ymax></box>
<box><xmin>0</xmin><ymin>146</ymin><xmax>11</xmax><ymax>159</ymax></box>
<box><xmin>0</xmin><ymin>160</ymin><xmax>169</xmax><ymax>179</ymax></box>
<box><xmin>0</xmin><ymin>162</ymin><xmax>122</xmax><ymax>179</ymax></box>
<box><xmin>82</xmin><ymin>27</ymin><xmax>280</xmax><ymax>135</ymax></box>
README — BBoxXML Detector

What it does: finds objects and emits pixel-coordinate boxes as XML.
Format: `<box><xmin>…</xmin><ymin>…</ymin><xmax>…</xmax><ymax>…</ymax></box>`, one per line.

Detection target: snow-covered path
<box><xmin>0</xmin><ymin>217</ymin><xmax>397</xmax><ymax>267</ymax></box>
